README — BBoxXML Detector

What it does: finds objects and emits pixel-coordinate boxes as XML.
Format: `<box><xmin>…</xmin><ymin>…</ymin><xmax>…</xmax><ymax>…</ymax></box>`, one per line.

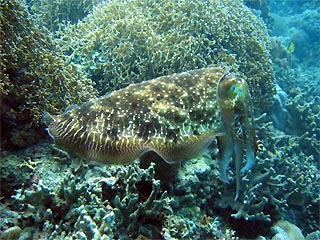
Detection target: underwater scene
<box><xmin>0</xmin><ymin>0</ymin><xmax>319</xmax><ymax>239</ymax></box>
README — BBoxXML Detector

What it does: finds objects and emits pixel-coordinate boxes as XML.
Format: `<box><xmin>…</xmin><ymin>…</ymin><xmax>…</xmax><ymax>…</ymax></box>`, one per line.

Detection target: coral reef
<box><xmin>271</xmin><ymin>220</ymin><xmax>305</xmax><ymax>240</ymax></box>
<box><xmin>269</xmin><ymin>0</ymin><xmax>319</xmax><ymax>66</ymax></box>
<box><xmin>255</xmin><ymin>112</ymin><xmax>319</xmax><ymax>235</ymax></box>
<box><xmin>287</xmin><ymin>7</ymin><xmax>320</xmax><ymax>64</ymax></box>
<box><xmin>0</xmin><ymin>0</ymin><xmax>97</xmax><ymax>149</ymax></box>
<box><xmin>271</xmin><ymin>84</ymin><xmax>290</xmax><ymax>131</ymax></box>
<box><xmin>56</xmin><ymin>0</ymin><xmax>275</xmax><ymax>106</ymax></box>
<box><xmin>1</xmin><ymin>111</ymin><xmax>318</xmax><ymax>239</ymax></box>
<box><xmin>3</xmin><ymin>71</ymin><xmax>317</xmax><ymax>240</ymax></box>
<box><xmin>0</xmin><ymin>144</ymin><xmax>252</xmax><ymax>239</ymax></box>
<box><xmin>271</xmin><ymin>65</ymin><xmax>320</xmax><ymax>158</ymax></box>
<box><xmin>269</xmin><ymin>0</ymin><xmax>319</xmax><ymax>17</ymax></box>
<box><xmin>27</xmin><ymin>0</ymin><xmax>103</xmax><ymax>31</ymax></box>
<box><xmin>111</xmin><ymin>164</ymin><xmax>171</xmax><ymax>238</ymax></box>
<box><xmin>4</xmin><ymin>156</ymin><xmax>173</xmax><ymax>239</ymax></box>
<box><xmin>0</xmin><ymin>142</ymin><xmax>52</xmax><ymax>200</ymax></box>
<box><xmin>0</xmin><ymin>154</ymin><xmax>33</xmax><ymax>199</ymax></box>
<box><xmin>269</xmin><ymin>37</ymin><xmax>294</xmax><ymax>68</ymax></box>
<box><xmin>244</xmin><ymin>0</ymin><xmax>271</xmax><ymax>24</ymax></box>
<box><xmin>0</xmin><ymin>0</ymin><xmax>318</xmax><ymax>239</ymax></box>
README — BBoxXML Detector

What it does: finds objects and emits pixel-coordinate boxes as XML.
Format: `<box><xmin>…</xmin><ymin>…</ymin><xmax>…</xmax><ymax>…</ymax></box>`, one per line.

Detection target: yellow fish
<box><xmin>288</xmin><ymin>41</ymin><xmax>295</xmax><ymax>53</ymax></box>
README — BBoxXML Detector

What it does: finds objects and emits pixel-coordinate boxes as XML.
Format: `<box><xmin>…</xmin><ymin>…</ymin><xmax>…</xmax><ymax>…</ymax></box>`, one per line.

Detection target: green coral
<box><xmin>56</xmin><ymin>0</ymin><xmax>275</xmax><ymax>106</ymax></box>
<box><xmin>0</xmin><ymin>0</ymin><xmax>97</xmax><ymax>149</ymax></box>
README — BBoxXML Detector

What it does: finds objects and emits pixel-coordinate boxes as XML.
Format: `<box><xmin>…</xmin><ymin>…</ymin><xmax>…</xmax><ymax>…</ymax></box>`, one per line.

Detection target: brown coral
<box><xmin>0</xmin><ymin>0</ymin><xmax>97</xmax><ymax>149</ymax></box>
<box><xmin>55</xmin><ymin>0</ymin><xmax>275</xmax><ymax>107</ymax></box>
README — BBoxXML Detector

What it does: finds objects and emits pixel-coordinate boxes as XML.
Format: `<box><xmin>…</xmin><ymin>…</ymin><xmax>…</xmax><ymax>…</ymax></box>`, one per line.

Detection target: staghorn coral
<box><xmin>163</xmin><ymin>155</ymin><xmax>241</xmax><ymax>239</ymax></box>
<box><xmin>2</xmin><ymin>119</ymin><xmax>318</xmax><ymax>239</ymax></box>
<box><xmin>8</xmin><ymin>154</ymin><xmax>172</xmax><ymax>239</ymax></box>
<box><xmin>56</xmin><ymin>0</ymin><xmax>275</xmax><ymax>106</ymax></box>
<box><xmin>219</xmin><ymin>170</ymin><xmax>274</xmax><ymax>222</ymax></box>
<box><xmin>253</xmin><ymin>111</ymin><xmax>319</xmax><ymax>235</ymax></box>
<box><xmin>70</xmin><ymin>205</ymin><xmax>115</xmax><ymax>239</ymax></box>
<box><xmin>1</xmin><ymin>1</ymin><xmax>318</xmax><ymax>239</ymax></box>
<box><xmin>271</xmin><ymin>64</ymin><xmax>319</xmax><ymax>157</ymax></box>
<box><xmin>286</xmin><ymin>88</ymin><xmax>320</xmax><ymax>158</ymax></box>
<box><xmin>259</xmin><ymin>64</ymin><xmax>319</xmax><ymax>235</ymax></box>
<box><xmin>204</xmin><ymin>107</ymin><xmax>318</xmax><ymax>238</ymax></box>
<box><xmin>1</xmin><ymin>141</ymin><xmax>256</xmax><ymax>239</ymax></box>
<box><xmin>0</xmin><ymin>0</ymin><xmax>97</xmax><ymax>149</ymax></box>
<box><xmin>162</xmin><ymin>213</ymin><xmax>239</xmax><ymax>239</ymax></box>
<box><xmin>111</xmin><ymin>163</ymin><xmax>172</xmax><ymax>238</ymax></box>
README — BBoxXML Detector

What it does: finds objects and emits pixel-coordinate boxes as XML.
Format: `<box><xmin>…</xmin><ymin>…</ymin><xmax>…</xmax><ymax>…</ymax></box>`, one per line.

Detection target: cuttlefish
<box><xmin>45</xmin><ymin>66</ymin><xmax>260</xmax><ymax>199</ymax></box>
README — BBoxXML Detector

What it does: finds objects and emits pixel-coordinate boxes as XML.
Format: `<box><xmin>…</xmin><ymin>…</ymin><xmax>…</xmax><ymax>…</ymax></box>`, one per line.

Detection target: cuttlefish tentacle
<box><xmin>217</xmin><ymin>74</ymin><xmax>258</xmax><ymax>200</ymax></box>
<box><xmin>45</xmin><ymin>66</ymin><xmax>259</xmax><ymax>199</ymax></box>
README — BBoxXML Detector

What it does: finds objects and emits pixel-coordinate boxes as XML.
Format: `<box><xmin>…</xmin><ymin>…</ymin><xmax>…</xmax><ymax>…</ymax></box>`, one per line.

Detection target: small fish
<box><xmin>288</xmin><ymin>41</ymin><xmax>295</xmax><ymax>53</ymax></box>
<box><xmin>45</xmin><ymin>66</ymin><xmax>260</xmax><ymax>199</ymax></box>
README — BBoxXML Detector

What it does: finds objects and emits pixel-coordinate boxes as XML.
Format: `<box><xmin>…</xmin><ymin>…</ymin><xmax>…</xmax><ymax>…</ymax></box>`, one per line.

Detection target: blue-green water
<box><xmin>0</xmin><ymin>0</ymin><xmax>319</xmax><ymax>239</ymax></box>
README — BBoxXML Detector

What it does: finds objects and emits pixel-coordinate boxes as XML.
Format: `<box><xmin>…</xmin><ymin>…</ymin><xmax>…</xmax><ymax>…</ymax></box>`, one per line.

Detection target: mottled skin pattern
<box><xmin>48</xmin><ymin>66</ymin><xmax>226</xmax><ymax>162</ymax></box>
<box><xmin>47</xmin><ymin>66</ymin><xmax>258</xmax><ymax>196</ymax></box>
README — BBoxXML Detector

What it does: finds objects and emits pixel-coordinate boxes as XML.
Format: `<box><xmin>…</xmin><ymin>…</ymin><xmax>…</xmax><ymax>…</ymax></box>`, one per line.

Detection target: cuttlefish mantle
<box><xmin>45</xmin><ymin>66</ymin><xmax>260</xmax><ymax>199</ymax></box>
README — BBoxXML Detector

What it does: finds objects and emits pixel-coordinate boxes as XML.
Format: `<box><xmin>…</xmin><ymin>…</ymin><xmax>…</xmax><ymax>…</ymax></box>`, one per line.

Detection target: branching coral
<box><xmin>215</xmin><ymin>161</ymin><xmax>279</xmax><ymax>225</ymax></box>
<box><xmin>56</xmin><ymin>0</ymin><xmax>275</xmax><ymax>106</ymax></box>
<box><xmin>9</xmin><ymin>157</ymin><xmax>172</xmax><ymax>239</ymax></box>
<box><xmin>253</xmin><ymin>111</ymin><xmax>320</xmax><ymax>235</ymax></box>
<box><xmin>109</xmin><ymin>163</ymin><xmax>172</xmax><ymax>238</ymax></box>
<box><xmin>27</xmin><ymin>0</ymin><xmax>103</xmax><ymax>31</ymax></box>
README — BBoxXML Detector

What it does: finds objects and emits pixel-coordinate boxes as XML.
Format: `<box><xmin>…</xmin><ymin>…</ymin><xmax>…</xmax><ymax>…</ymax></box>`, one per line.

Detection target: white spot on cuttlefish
<box><xmin>45</xmin><ymin>66</ymin><xmax>261</xmax><ymax>200</ymax></box>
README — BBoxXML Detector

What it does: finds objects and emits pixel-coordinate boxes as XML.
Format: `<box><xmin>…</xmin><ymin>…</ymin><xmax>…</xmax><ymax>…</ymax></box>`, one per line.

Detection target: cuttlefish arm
<box><xmin>217</xmin><ymin>74</ymin><xmax>258</xmax><ymax>200</ymax></box>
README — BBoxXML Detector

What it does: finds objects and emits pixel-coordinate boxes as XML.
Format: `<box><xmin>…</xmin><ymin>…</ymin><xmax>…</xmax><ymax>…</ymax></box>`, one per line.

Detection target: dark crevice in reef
<box><xmin>212</xmin><ymin>202</ymin><xmax>279</xmax><ymax>238</ymax></box>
